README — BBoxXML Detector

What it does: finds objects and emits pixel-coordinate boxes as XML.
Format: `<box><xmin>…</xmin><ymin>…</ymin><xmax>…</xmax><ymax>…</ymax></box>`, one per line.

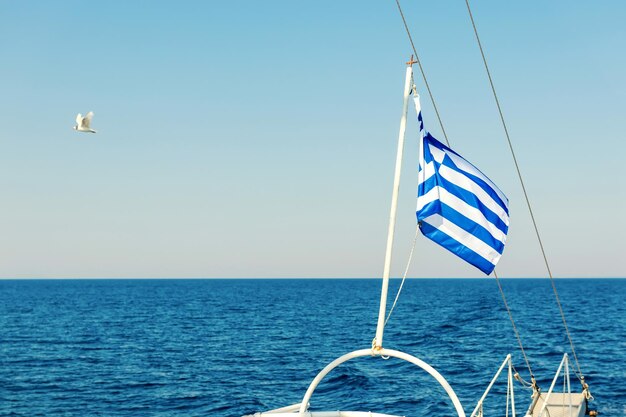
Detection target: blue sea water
<box><xmin>1</xmin><ymin>278</ymin><xmax>624</xmax><ymax>416</ymax></box>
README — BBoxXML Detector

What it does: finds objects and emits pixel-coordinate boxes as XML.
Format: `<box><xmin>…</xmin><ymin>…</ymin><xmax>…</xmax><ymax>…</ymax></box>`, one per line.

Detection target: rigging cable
<box><xmin>392</xmin><ymin>0</ymin><xmax>536</xmax><ymax>382</ymax></box>
<box><xmin>464</xmin><ymin>0</ymin><xmax>585</xmax><ymax>383</ymax></box>
<box><xmin>385</xmin><ymin>0</ymin><xmax>535</xmax><ymax>386</ymax></box>
<box><xmin>394</xmin><ymin>0</ymin><xmax>450</xmax><ymax>147</ymax></box>
<box><xmin>494</xmin><ymin>269</ymin><xmax>535</xmax><ymax>381</ymax></box>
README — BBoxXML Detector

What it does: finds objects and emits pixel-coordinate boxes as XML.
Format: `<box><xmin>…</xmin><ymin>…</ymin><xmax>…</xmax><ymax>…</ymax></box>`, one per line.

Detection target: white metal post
<box><xmin>374</xmin><ymin>63</ymin><xmax>414</xmax><ymax>350</ymax></box>
<box><xmin>565</xmin><ymin>355</ymin><xmax>572</xmax><ymax>417</ymax></box>
<box><xmin>509</xmin><ymin>357</ymin><xmax>516</xmax><ymax>417</ymax></box>
<box><xmin>537</xmin><ymin>353</ymin><xmax>568</xmax><ymax>417</ymax></box>
<box><xmin>506</xmin><ymin>368</ymin><xmax>510</xmax><ymax>417</ymax></box>
<box><xmin>470</xmin><ymin>355</ymin><xmax>512</xmax><ymax>417</ymax></box>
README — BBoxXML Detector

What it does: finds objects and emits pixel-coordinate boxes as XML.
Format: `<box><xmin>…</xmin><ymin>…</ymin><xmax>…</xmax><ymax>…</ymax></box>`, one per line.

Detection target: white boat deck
<box><xmin>531</xmin><ymin>392</ymin><xmax>587</xmax><ymax>417</ymax></box>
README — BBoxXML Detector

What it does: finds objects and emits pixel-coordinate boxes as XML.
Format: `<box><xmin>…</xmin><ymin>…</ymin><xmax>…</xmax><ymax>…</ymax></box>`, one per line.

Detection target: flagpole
<box><xmin>374</xmin><ymin>58</ymin><xmax>415</xmax><ymax>351</ymax></box>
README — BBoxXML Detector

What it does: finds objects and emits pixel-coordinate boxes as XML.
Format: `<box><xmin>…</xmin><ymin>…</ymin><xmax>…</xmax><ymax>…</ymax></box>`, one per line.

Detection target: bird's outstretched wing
<box><xmin>76</xmin><ymin>113</ymin><xmax>83</xmax><ymax>125</ymax></box>
<box><xmin>83</xmin><ymin>111</ymin><xmax>94</xmax><ymax>128</ymax></box>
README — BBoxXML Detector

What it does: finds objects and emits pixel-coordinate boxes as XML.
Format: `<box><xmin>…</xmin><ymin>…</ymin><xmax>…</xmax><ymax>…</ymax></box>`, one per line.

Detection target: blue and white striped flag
<box><xmin>414</xmin><ymin>95</ymin><xmax>509</xmax><ymax>275</ymax></box>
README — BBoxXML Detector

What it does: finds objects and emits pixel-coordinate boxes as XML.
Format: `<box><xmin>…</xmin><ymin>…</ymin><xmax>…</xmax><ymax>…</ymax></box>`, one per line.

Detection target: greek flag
<box><xmin>414</xmin><ymin>95</ymin><xmax>509</xmax><ymax>275</ymax></box>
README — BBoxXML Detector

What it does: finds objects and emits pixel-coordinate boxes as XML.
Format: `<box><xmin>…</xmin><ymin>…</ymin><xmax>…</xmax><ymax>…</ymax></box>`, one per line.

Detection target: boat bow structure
<box><xmin>244</xmin><ymin>3</ymin><xmax>596</xmax><ymax>414</ymax></box>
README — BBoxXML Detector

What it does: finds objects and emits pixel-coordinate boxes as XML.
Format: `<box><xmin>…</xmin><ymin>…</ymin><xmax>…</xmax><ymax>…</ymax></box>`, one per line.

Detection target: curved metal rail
<box><xmin>298</xmin><ymin>348</ymin><xmax>466</xmax><ymax>417</ymax></box>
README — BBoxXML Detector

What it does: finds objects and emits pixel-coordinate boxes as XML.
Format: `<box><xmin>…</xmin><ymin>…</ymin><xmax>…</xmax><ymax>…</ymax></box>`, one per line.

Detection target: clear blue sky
<box><xmin>1</xmin><ymin>1</ymin><xmax>624</xmax><ymax>278</ymax></box>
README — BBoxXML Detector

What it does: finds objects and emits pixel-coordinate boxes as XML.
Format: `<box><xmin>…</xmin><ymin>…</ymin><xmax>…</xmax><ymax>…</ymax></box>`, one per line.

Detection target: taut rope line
<box><xmin>394</xmin><ymin>0</ymin><xmax>450</xmax><ymax>147</ymax></box>
<box><xmin>464</xmin><ymin>0</ymin><xmax>584</xmax><ymax>383</ymax></box>
<box><xmin>494</xmin><ymin>269</ymin><xmax>535</xmax><ymax>381</ymax></box>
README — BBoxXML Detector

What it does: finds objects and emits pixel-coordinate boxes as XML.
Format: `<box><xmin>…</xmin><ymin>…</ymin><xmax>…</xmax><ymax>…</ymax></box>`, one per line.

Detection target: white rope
<box><xmin>384</xmin><ymin>225</ymin><xmax>420</xmax><ymax>326</ymax></box>
<box><xmin>512</xmin><ymin>363</ymin><xmax>535</xmax><ymax>389</ymax></box>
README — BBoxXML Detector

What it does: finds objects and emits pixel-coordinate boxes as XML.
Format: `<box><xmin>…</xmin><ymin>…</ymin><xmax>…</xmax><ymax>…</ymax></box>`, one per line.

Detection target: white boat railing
<box><xmin>470</xmin><ymin>354</ymin><xmax>516</xmax><ymax>417</ymax></box>
<box><xmin>533</xmin><ymin>353</ymin><xmax>583</xmax><ymax>417</ymax></box>
<box><xmin>539</xmin><ymin>353</ymin><xmax>568</xmax><ymax>417</ymax></box>
<box><xmin>245</xmin><ymin>412</ymin><xmax>404</xmax><ymax>417</ymax></box>
<box><xmin>519</xmin><ymin>353</ymin><xmax>589</xmax><ymax>417</ymax></box>
<box><xmin>298</xmin><ymin>348</ymin><xmax>466</xmax><ymax>417</ymax></box>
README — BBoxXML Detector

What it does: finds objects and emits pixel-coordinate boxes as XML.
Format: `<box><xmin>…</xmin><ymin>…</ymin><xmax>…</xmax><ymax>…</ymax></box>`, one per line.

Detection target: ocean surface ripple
<box><xmin>1</xmin><ymin>278</ymin><xmax>624</xmax><ymax>416</ymax></box>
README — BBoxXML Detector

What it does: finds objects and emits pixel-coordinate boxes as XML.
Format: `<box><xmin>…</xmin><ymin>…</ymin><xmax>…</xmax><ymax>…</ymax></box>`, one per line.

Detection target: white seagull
<box><xmin>73</xmin><ymin>111</ymin><xmax>97</xmax><ymax>133</ymax></box>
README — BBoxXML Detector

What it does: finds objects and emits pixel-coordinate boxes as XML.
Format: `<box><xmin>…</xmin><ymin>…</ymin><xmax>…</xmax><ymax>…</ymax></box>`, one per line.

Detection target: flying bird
<box><xmin>73</xmin><ymin>112</ymin><xmax>97</xmax><ymax>133</ymax></box>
